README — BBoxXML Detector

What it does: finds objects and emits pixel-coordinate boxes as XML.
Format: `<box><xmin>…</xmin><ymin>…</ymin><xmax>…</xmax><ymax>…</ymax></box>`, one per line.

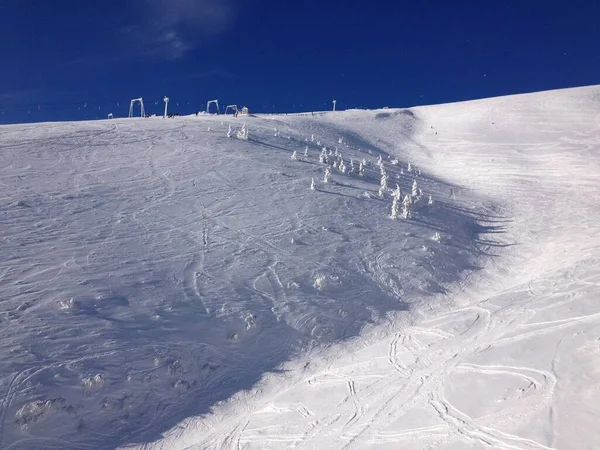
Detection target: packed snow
<box><xmin>1</xmin><ymin>86</ymin><xmax>599</xmax><ymax>450</ymax></box>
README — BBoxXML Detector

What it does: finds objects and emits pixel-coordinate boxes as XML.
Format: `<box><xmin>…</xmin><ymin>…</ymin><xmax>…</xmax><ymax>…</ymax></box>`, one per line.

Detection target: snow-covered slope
<box><xmin>1</xmin><ymin>86</ymin><xmax>600</xmax><ymax>450</ymax></box>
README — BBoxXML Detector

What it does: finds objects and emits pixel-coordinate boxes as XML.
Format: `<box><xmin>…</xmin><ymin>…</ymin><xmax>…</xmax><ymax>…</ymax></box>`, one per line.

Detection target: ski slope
<box><xmin>1</xmin><ymin>86</ymin><xmax>600</xmax><ymax>450</ymax></box>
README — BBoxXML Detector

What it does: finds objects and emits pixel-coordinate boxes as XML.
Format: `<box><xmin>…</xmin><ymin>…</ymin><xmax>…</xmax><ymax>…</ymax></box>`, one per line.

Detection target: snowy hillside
<box><xmin>1</xmin><ymin>86</ymin><xmax>600</xmax><ymax>450</ymax></box>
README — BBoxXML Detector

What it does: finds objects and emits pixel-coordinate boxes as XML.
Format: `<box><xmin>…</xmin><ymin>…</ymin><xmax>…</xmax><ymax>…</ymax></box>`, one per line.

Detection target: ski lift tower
<box><xmin>163</xmin><ymin>96</ymin><xmax>169</xmax><ymax>118</ymax></box>
<box><xmin>206</xmin><ymin>99</ymin><xmax>220</xmax><ymax>115</ymax></box>
<box><xmin>224</xmin><ymin>105</ymin><xmax>238</xmax><ymax>115</ymax></box>
<box><xmin>129</xmin><ymin>98</ymin><xmax>145</xmax><ymax>118</ymax></box>
<box><xmin>332</xmin><ymin>99</ymin><xmax>337</xmax><ymax>112</ymax></box>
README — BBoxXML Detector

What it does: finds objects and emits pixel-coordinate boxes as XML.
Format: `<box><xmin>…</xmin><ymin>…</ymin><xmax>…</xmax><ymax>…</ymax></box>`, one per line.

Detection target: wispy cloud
<box><xmin>123</xmin><ymin>0</ymin><xmax>241</xmax><ymax>60</ymax></box>
<box><xmin>120</xmin><ymin>25</ymin><xmax>192</xmax><ymax>61</ymax></box>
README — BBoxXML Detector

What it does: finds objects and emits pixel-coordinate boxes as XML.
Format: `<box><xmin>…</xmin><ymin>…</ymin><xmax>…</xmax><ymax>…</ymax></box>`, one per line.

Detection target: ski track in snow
<box><xmin>1</xmin><ymin>86</ymin><xmax>600</xmax><ymax>449</ymax></box>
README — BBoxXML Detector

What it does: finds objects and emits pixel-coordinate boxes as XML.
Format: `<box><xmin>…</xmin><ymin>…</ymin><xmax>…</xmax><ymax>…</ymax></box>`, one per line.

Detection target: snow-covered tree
<box><xmin>391</xmin><ymin>196</ymin><xmax>400</xmax><ymax>220</ymax></box>
<box><xmin>291</xmin><ymin>150</ymin><xmax>298</xmax><ymax>160</ymax></box>
<box><xmin>412</xmin><ymin>179</ymin><xmax>419</xmax><ymax>197</ymax></box>
<box><xmin>349</xmin><ymin>158</ymin><xmax>355</xmax><ymax>173</ymax></box>
<box><xmin>390</xmin><ymin>184</ymin><xmax>402</xmax><ymax>219</ymax></box>
<box><xmin>310</xmin><ymin>177</ymin><xmax>316</xmax><ymax>190</ymax></box>
<box><xmin>428</xmin><ymin>195</ymin><xmax>434</xmax><ymax>205</ymax></box>
<box><xmin>407</xmin><ymin>163</ymin><xmax>412</xmax><ymax>172</ymax></box>
<box><xmin>432</xmin><ymin>232</ymin><xmax>441</xmax><ymax>242</ymax></box>
<box><xmin>227</xmin><ymin>124</ymin><xmax>232</xmax><ymax>138</ymax></box>
<box><xmin>382</xmin><ymin>169</ymin><xmax>389</xmax><ymax>189</ymax></box>
<box><xmin>319</xmin><ymin>148</ymin><xmax>328</xmax><ymax>164</ymax></box>
<box><xmin>311</xmin><ymin>134</ymin><xmax>315</xmax><ymax>142</ymax></box>
<box><xmin>339</xmin><ymin>158</ymin><xmax>346</xmax><ymax>173</ymax></box>
<box><xmin>378</xmin><ymin>169</ymin><xmax>388</xmax><ymax>197</ymax></box>
<box><xmin>377</xmin><ymin>155</ymin><xmax>383</xmax><ymax>168</ymax></box>
<box><xmin>324</xmin><ymin>167</ymin><xmax>332</xmax><ymax>183</ymax></box>
<box><xmin>304</xmin><ymin>146</ymin><xmax>308</xmax><ymax>157</ymax></box>
<box><xmin>402</xmin><ymin>195</ymin><xmax>413</xmax><ymax>219</ymax></box>
<box><xmin>358</xmin><ymin>160</ymin><xmax>365</xmax><ymax>177</ymax></box>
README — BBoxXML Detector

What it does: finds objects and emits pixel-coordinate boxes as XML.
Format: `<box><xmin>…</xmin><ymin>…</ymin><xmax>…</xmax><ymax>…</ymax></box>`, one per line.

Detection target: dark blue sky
<box><xmin>0</xmin><ymin>0</ymin><xmax>598</xmax><ymax>124</ymax></box>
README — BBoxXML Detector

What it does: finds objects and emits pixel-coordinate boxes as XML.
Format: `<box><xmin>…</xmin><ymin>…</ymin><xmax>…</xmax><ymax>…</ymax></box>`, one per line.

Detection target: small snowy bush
<box><xmin>82</xmin><ymin>373</ymin><xmax>105</xmax><ymax>389</ymax></box>
<box><xmin>59</xmin><ymin>298</ymin><xmax>76</xmax><ymax>310</ymax></box>
<box><xmin>313</xmin><ymin>275</ymin><xmax>327</xmax><ymax>291</ymax></box>
<box><xmin>237</xmin><ymin>124</ymin><xmax>248</xmax><ymax>140</ymax></box>
<box><xmin>15</xmin><ymin>400</ymin><xmax>57</xmax><ymax>427</ymax></box>
<box><xmin>245</xmin><ymin>314</ymin><xmax>257</xmax><ymax>330</ymax></box>
<box><xmin>432</xmin><ymin>232</ymin><xmax>441</xmax><ymax>242</ymax></box>
<box><xmin>291</xmin><ymin>150</ymin><xmax>298</xmax><ymax>160</ymax></box>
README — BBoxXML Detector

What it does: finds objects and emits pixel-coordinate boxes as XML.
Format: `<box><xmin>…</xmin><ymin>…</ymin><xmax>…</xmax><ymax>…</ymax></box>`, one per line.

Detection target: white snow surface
<box><xmin>1</xmin><ymin>86</ymin><xmax>599</xmax><ymax>450</ymax></box>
